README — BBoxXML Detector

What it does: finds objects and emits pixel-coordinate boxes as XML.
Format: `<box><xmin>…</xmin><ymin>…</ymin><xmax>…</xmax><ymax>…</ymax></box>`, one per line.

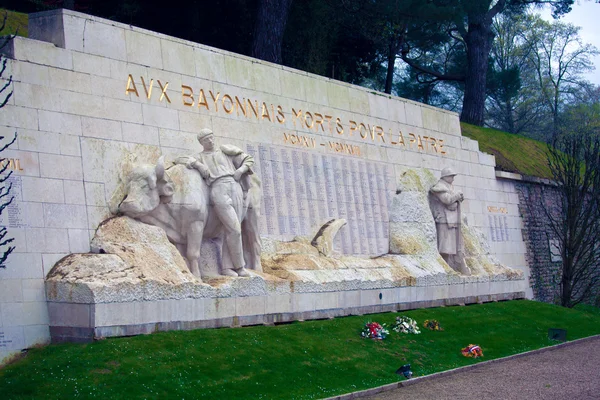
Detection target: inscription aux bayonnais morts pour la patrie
<box><xmin>124</xmin><ymin>74</ymin><xmax>449</xmax><ymax>157</ymax></box>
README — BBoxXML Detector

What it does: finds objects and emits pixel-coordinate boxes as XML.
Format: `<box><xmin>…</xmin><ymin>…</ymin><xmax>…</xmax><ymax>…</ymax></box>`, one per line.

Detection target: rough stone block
<box><xmin>83</xmin><ymin>19</ymin><xmax>127</xmax><ymax>60</ymax></box>
<box><xmin>0</xmin><ymin>280</ymin><xmax>24</xmax><ymax>303</ymax></box>
<box><xmin>47</xmin><ymin>302</ymin><xmax>92</xmax><ymax>327</ymax></box>
<box><xmin>94</xmin><ymin>302</ymin><xmax>135</xmax><ymax>326</ymax></box>
<box><xmin>224</xmin><ymin>56</ymin><xmax>253</xmax><ymax>89</ymax></box>
<box><xmin>178</xmin><ymin>111</ymin><xmax>212</xmax><ymax>135</ymax></box>
<box><xmin>338</xmin><ymin>290</ymin><xmax>361</xmax><ymax>308</ymax></box>
<box><xmin>23</xmin><ymin>325</ymin><xmax>50</xmax><ymax>347</ymax></box>
<box><xmin>17</xmin><ymin>129</ymin><xmax>59</xmax><ymax>155</ymax></box>
<box><xmin>122</xmin><ymin>122</ymin><xmax>159</xmax><ymax>146</ymax></box>
<box><xmin>205</xmin><ymin>297</ymin><xmax>236</xmax><ymax>319</ymax></box>
<box><xmin>21</xmin><ymin>202</ymin><xmax>44</xmax><ymax>228</ymax></box>
<box><xmin>21</xmin><ymin>176</ymin><xmax>64</xmax><ymax>203</ymax></box>
<box><xmin>303</xmin><ymin>76</ymin><xmax>329</xmax><ymax>106</ymax></box>
<box><xmin>59</xmin><ymin>90</ymin><xmax>104</xmax><ymax>119</ymax></box>
<box><xmin>279</xmin><ymin>70</ymin><xmax>306</xmax><ymax>102</ymax></box>
<box><xmin>38</xmin><ymin>110</ymin><xmax>82</xmax><ymax>136</ymax></box>
<box><xmin>142</xmin><ymin>104</ymin><xmax>180</xmax><ymax>130</ymax></box>
<box><xmin>292</xmin><ymin>293</ymin><xmax>315</xmax><ymax>313</ymax></box>
<box><xmin>22</xmin><ymin>279</ymin><xmax>46</xmax><ymax>302</ymax></box>
<box><xmin>125</xmin><ymin>30</ymin><xmax>163</xmax><ymax>69</ymax></box>
<box><xmin>25</xmin><ymin>228</ymin><xmax>70</xmax><ymax>254</ymax></box>
<box><xmin>9</xmin><ymin>37</ymin><xmax>73</xmax><ymax>70</ymax></box>
<box><xmin>72</xmin><ymin>51</ymin><xmax>113</xmax><ymax>78</ymax></box>
<box><xmin>43</xmin><ymin>203</ymin><xmax>88</xmax><ymax>229</ymax></box>
<box><xmin>81</xmin><ymin>116</ymin><xmax>123</xmax><ymax>141</ymax></box>
<box><xmin>194</xmin><ymin>47</ymin><xmax>227</xmax><ymax>83</ymax></box>
<box><xmin>67</xmin><ymin>229</ymin><xmax>91</xmax><ymax>253</ymax></box>
<box><xmin>0</xmin><ymin>253</ymin><xmax>42</xmax><ymax>280</ymax></box>
<box><xmin>99</xmin><ymin>97</ymin><xmax>144</xmax><ymax>125</ymax></box>
<box><xmin>86</xmin><ymin>206</ymin><xmax>110</xmax><ymax>230</ymax></box>
<box><xmin>13</xmin><ymin>62</ymin><xmax>50</xmax><ymax>87</ymax></box>
<box><xmin>0</xmin><ymin>105</ymin><xmax>39</xmax><ymax>130</ymax></box>
<box><xmin>84</xmin><ymin>182</ymin><xmax>106</xmax><ymax>207</ymax></box>
<box><xmin>161</xmin><ymin>39</ymin><xmax>196</xmax><ymax>76</ymax></box>
<box><xmin>48</xmin><ymin>68</ymin><xmax>92</xmax><ymax>94</ymax></box>
<box><xmin>63</xmin><ymin>180</ymin><xmax>86</xmax><ymax>205</ymax></box>
<box><xmin>405</xmin><ymin>102</ymin><xmax>423</xmax><ymax>128</ymax></box>
<box><xmin>39</xmin><ymin>153</ymin><xmax>82</xmax><ymax>181</ymax></box>
<box><xmin>313</xmin><ymin>292</ymin><xmax>339</xmax><ymax>311</ymax></box>
<box><xmin>265</xmin><ymin>294</ymin><xmax>292</xmax><ymax>314</ymax></box>
<box><xmin>252</xmin><ymin>63</ymin><xmax>281</xmax><ymax>95</ymax></box>
<box><xmin>236</xmin><ymin>296</ymin><xmax>266</xmax><ymax>317</ymax></box>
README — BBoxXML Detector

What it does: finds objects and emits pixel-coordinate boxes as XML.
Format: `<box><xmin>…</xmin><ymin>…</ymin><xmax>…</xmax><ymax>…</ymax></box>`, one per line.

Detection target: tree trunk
<box><xmin>251</xmin><ymin>0</ymin><xmax>294</xmax><ymax>64</ymax></box>
<box><xmin>461</xmin><ymin>20</ymin><xmax>494</xmax><ymax>126</ymax></box>
<box><xmin>385</xmin><ymin>43</ymin><xmax>396</xmax><ymax>94</ymax></box>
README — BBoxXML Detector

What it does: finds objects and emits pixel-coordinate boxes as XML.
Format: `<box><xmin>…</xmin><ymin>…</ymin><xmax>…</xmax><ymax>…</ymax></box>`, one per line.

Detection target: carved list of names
<box><xmin>246</xmin><ymin>144</ymin><xmax>393</xmax><ymax>256</ymax></box>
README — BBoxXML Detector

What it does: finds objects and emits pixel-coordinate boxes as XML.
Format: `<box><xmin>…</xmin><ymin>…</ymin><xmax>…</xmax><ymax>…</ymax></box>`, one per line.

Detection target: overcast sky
<box><xmin>538</xmin><ymin>1</ymin><xmax>600</xmax><ymax>85</ymax></box>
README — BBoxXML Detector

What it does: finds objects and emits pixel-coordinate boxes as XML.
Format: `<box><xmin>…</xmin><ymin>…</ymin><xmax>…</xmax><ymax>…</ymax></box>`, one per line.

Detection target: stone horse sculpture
<box><xmin>112</xmin><ymin>156</ymin><xmax>262</xmax><ymax>279</ymax></box>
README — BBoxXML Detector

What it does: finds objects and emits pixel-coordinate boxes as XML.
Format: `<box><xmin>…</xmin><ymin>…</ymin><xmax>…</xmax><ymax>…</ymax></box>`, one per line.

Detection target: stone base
<box><xmin>47</xmin><ymin>283</ymin><xmax>526</xmax><ymax>343</ymax></box>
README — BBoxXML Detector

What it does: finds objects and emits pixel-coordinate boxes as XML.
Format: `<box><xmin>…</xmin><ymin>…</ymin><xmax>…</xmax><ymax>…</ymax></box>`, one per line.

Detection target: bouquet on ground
<box><xmin>423</xmin><ymin>319</ymin><xmax>443</xmax><ymax>331</ymax></box>
<box><xmin>361</xmin><ymin>321</ymin><xmax>389</xmax><ymax>340</ymax></box>
<box><xmin>392</xmin><ymin>316</ymin><xmax>421</xmax><ymax>334</ymax></box>
<box><xmin>461</xmin><ymin>344</ymin><xmax>483</xmax><ymax>358</ymax></box>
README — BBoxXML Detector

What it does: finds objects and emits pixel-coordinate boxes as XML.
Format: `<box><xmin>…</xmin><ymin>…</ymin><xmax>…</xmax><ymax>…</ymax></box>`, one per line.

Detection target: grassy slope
<box><xmin>1</xmin><ymin>301</ymin><xmax>599</xmax><ymax>399</ymax></box>
<box><xmin>0</xmin><ymin>9</ymin><xmax>28</xmax><ymax>37</ymax></box>
<box><xmin>461</xmin><ymin>123</ymin><xmax>552</xmax><ymax>179</ymax></box>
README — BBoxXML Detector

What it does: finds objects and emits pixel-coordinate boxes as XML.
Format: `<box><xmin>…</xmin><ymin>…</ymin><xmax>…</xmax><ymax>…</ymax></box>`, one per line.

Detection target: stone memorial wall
<box><xmin>0</xmin><ymin>9</ymin><xmax>529</xmax><ymax>365</ymax></box>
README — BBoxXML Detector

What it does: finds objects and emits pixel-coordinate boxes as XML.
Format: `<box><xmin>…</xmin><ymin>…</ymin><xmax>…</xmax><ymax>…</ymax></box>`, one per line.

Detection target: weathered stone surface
<box><xmin>389</xmin><ymin>168</ymin><xmax>437</xmax><ymax>255</ymax></box>
<box><xmin>90</xmin><ymin>216</ymin><xmax>194</xmax><ymax>282</ymax></box>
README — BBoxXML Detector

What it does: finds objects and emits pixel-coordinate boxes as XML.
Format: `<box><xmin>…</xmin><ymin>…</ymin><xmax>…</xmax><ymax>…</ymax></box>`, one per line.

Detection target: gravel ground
<box><xmin>366</xmin><ymin>336</ymin><xmax>600</xmax><ymax>400</ymax></box>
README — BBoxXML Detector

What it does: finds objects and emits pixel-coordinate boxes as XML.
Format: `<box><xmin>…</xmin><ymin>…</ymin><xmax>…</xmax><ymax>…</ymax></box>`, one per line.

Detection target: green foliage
<box><xmin>1</xmin><ymin>301</ymin><xmax>600</xmax><ymax>399</ymax></box>
<box><xmin>461</xmin><ymin>122</ymin><xmax>552</xmax><ymax>178</ymax></box>
<box><xmin>0</xmin><ymin>9</ymin><xmax>28</xmax><ymax>37</ymax></box>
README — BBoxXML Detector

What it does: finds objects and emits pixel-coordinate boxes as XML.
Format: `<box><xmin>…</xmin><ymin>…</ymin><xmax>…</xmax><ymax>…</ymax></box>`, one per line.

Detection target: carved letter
<box><xmin>157</xmin><ymin>80</ymin><xmax>171</xmax><ymax>103</ymax></box>
<box><xmin>261</xmin><ymin>102</ymin><xmax>271</xmax><ymax>121</ymax></box>
<box><xmin>125</xmin><ymin>74</ymin><xmax>139</xmax><ymax>97</ymax></box>
<box><xmin>439</xmin><ymin>139</ymin><xmax>446</xmax><ymax>155</ymax></box>
<box><xmin>198</xmin><ymin>89</ymin><xmax>209</xmax><ymax>110</ymax></box>
<box><xmin>276</xmin><ymin>105</ymin><xmax>285</xmax><ymax>124</ymax></box>
<box><xmin>291</xmin><ymin>108</ymin><xmax>303</xmax><ymax>128</ymax></box>
<box><xmin>181</xmin><ymin>85</ymin><xmax>194</xmax><ymax>107</ymax></box>
<box><xmin>304</xmin><ymin>111</ymin><xmax>314</xmax><ymax>129</ymax></box>
<box><xmin>209</xmin><ymin>91</ymin><xmax>221</xmax><ymax>112</ymax></box>
<box><xmin>359</xmin><ymin>123</ymin><xmax>368</xmax><ymax>139</ymax></box>
<box><xmin>349</xmin><ymin>120</ymin><xmax>358</xmax><ymax>136</ymax></box>
<box><xmin>222</xmin><ymin>94</ymin><xmax>234</xmax><ymax>114</ymax></box>
<box><xmin>235</xmin><ymin>96</ymin><xmax>247</xmax><ymax>117</ymax></box>
<box><xmin>336</xmin><ymin>118</ymin><xmax>344</xmax><ymax>134</ymax></box>
<box><xmin>141</xmin><ymin>77</ymin><xmax>154</xmax><ymax>99</ymax></box>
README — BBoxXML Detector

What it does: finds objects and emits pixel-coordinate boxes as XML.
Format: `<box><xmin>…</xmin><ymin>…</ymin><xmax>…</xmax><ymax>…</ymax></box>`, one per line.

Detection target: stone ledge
<box><xmin>49</xmin><ymin>291</ymin><xmax>526</xmax><ymax>343</ymax></box>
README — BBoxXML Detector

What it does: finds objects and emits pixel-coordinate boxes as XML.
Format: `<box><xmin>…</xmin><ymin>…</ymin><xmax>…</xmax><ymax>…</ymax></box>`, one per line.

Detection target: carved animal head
<box><xmin>119</xmin><ymin>156</ymin><xmax>174</xmax><ymax>217</ymax></box>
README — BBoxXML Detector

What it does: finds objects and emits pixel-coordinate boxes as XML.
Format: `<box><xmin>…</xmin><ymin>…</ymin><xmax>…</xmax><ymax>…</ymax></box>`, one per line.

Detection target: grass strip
<box><xmin>1</xmin><ymin>300</ymin><xmax>599</xmax><ymax>399</ymax></box>
<box><xmin>0</xmin><ymin>9</ymin><xmax>28</xmax><ymax>37</ymax></box>
<box><xmin>461</xmin><ymin>123</ymin><xmax>552</xmax><ymax>179</ymax></box>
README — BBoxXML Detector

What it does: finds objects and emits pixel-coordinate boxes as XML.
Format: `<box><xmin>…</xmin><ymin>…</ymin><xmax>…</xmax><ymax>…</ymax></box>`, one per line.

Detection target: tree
<box><xmin>525</xmin><ymin>17</ymin><xmax>599</xmax><ymax>136</ymax></box>
<box><xmin>544</xmin><ymin>104</ymin><xmax>600</xmax><ymax>307</ymax></box>
<box><xmin>486</xmin><ymin>13</ymin><xmax>545</xmax><ymax>135</ymax></box>
<box><xmin>0</xmin><ymin>13</ymin><xmax>16</xmax><ymax>268</ymax></box>
<box><xmin>399</xmin><ymin>0</ymin><xmax>578</xmax><ymax>126</ymax></box>
<box><xmin>251</xmin><ymin>0</ymin><xmax>294</xmax><ymax>64</ymax></box>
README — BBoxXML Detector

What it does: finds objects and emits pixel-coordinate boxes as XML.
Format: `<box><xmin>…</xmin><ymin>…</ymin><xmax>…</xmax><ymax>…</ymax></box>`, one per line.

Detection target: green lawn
<box><xmin>1</xmin><ymin>300</ymin><xmax>599</xmax><ymax>399</ymax></box>
<box><xmin>461</xmin><ymin>123</ymin><xmax>552</xmax><ymax>179</ymax></box>
<box><xmin>0</xmin><ymin>9</ymin><xmax>28</xmax><ymax>37</ymax></box>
